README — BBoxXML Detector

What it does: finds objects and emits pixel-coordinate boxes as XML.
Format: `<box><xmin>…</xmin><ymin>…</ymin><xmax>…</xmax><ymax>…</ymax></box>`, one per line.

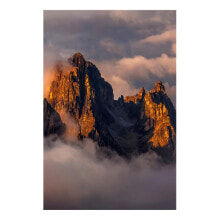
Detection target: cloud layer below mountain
<box><xmin>44</xmin><ymin>137</ymin><xmax>176</xmax><ymax>210</ymax></box>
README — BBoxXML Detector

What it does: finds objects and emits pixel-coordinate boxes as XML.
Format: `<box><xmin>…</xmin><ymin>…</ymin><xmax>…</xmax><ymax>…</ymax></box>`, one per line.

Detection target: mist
<box><xmin>44</xmin><ymin>137</ymin><xmax>176</xmax><ymax>210</ymax></box>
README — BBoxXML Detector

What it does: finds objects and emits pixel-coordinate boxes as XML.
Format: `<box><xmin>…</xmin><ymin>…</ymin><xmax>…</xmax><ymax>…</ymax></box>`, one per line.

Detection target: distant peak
<box><xmin>152</xmin><ymin>81</ymin><xmax>165</xmax><ymax>93</ymax></box>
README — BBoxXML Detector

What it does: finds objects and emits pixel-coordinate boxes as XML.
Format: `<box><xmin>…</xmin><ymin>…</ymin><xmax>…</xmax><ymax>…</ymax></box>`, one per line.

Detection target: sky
<box><xmin>44</xmin><ymin>10</ymin><xmax>176</xmax><ymax>106</ymax></box>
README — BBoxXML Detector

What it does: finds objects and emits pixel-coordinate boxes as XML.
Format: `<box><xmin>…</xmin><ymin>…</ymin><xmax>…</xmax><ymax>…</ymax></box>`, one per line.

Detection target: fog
<box><xmin>44</xmin><ymin>137</ymin><xmax>176</xmax><ymax>210</ymax></box>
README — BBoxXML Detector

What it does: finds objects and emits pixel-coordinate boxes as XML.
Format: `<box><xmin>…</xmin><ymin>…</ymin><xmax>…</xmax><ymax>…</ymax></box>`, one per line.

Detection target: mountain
<box><xmin>44</xmin><ymin>53</ymin><xmax>176</xmax><ymax>161</ymax></box>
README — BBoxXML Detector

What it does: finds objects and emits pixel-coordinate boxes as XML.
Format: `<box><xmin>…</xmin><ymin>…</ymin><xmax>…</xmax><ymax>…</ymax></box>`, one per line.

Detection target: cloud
<box><xmin>171</xmin><ymin>43</ymin><xmax>176</xmax><ymax>55</ymax></box>
<box><xmin>44</xmin><ymin>11</ymin><xmax>176</xmax><ymax>62</ymax></box>
<box><xmin>109</xmin><ymin>10</ymin><xmax>175</xmax><ymax>28</ymax></box>
<box><xmin>140</xmin><ymin>29</ymin><xmax>176</xmax><ymax>44</ymax></box>
<box><xmin>99</xmin><ymin>39</ymin><xmax>126</xmax><ymax>56</ymax></box>
<box><xmin>44</xmin><ymin>137</ymin><xmax>176</xmax><ymax>210</ymax></box>
<box><xmin>117</xmin><ymin>54</ymin><xmax>176</xmax><ymax>77</ymax></box>
<box><xmin>110</xmin><ymin>75</ymin><xmax>139</xmax><ymax>98</ymax></box>
<box><xmin>44</xmin><ymin>66</ymin><xmax>57</xmax><ymax>98</ymax></box>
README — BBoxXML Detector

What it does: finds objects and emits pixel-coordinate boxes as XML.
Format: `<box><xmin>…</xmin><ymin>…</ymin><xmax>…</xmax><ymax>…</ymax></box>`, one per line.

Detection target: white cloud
<box><xmin>117</xmin><ymin>53</ymin><xmax>176</xmax><ymax>77</ymax></box>
<box><xmin>140</xmin><ymin>29</ymin><xmax>176</xmax><ymax>44</ymax></box>
<box><xmin>110</xmin><ymin>75</ymin><xmax>139</xmax><ymax>98</ymax></box>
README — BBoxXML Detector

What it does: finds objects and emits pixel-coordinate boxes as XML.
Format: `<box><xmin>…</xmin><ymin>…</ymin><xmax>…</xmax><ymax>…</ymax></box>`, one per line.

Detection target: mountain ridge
<box><xmin>44</xmin><ymin>53</ymin><xmax>176</xmax><ymax>162</ymax></box>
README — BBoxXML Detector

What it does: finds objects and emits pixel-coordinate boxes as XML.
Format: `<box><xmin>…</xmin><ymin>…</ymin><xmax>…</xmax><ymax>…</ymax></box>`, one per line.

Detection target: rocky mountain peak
<box><xmin>151</xmin><ymin>80</ymin><xmax>165</xmax><ymax>93</ymax></box>
<box><xmin>47</xmin><ymin>54</ymin><xmax>114</xmax><ymax>139</ymax></box>
<box><xmin>71</xmin><ymin>52</ymin><xmax>86</xmax><ymax>68</ymax></box>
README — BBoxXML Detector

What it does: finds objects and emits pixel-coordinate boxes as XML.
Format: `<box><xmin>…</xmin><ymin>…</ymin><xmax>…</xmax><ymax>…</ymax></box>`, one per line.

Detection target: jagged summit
<box><xmin>151</xmin><ymin>80</ymin><xmax>165</xmax><ymax>93</ymax></box>
<box><xmin>70</xmin><ymin>52</ymin><xmax>86</xmax><ymax>68</ymax></box>
<box><xmin>139</xmin><ymin>87</ymin><xmax>145</xmax><ymax>96</ymax></box>
<box><xmin>72</xmin><ymin>52</ymin><xmax>85</xmax><ymax>60</ymax></box>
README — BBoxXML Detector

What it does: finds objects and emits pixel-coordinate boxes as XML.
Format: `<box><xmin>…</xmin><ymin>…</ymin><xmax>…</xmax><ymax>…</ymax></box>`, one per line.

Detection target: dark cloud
<box><xmin>44</xmin><ymin>10</ymin><xmax>176</xmax><ymax>60</ymax></box>
<box><xmin>44</xmin><ymin>137</ymin><xmax>176</xmax><ymax>210</ymax></box>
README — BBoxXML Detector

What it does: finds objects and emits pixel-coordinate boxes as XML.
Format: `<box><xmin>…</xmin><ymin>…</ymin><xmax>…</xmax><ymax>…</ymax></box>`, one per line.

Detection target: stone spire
<box><xmin>139</xmin><ymin>87</ymin><xmax>145</xmax><ymax>97</ymax></box>
<box><xmin>71</xmin><ymin>53</ymin><xmax>86</xmax><ymax>68</ymax></box>
<box><xmin>151</xmin><ymin>81</ymin><xmax>165</xmax><ymax>93</ymax></box>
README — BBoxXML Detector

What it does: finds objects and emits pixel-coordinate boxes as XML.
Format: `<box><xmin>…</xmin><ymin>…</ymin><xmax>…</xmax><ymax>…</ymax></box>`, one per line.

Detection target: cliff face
<box><xmin>47</xmin><ymin>53</ymin><xmax>116</xmax><ymax>146</ymax></box>
<box><xmin>45</xmin><ymin>53</ymin><xmax>176</xmax><ymax>161</ymax></box>
<box><xmin>123</xmin><ymin>81</ymin><xmax>176</xmax><ymax>160</ymax></box>
<box><xmin>43</xmin><ymin>98</ymin><xmax>65</xmax><ymax>136</ymax></box>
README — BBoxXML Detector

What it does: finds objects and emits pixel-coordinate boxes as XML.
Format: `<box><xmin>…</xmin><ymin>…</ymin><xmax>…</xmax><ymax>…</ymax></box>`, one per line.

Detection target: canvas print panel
<box><xmin>44</xmin><ymin>10</ymin><xmax>176</xmax><ymax>210</ymax></box>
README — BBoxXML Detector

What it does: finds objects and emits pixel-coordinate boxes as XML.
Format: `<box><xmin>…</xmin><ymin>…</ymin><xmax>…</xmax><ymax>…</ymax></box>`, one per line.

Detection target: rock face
<box><xmin>47</xmin><ymin>53</ymin><xmax>116</xmax><ymax>146</ymax></box>
<box><xmin>43</xmin><ymin>98</ymin><xmax>65</xmax><ymax>136</ymax></box>
<box><xmin>125</xmin><ymin>81</ymin><xmax>176</xmax><ymax>161</ymax></box>
<box><xmin>44</xmin><ymin>53</ymin><xmax>176</xmax><ymax>161</ymax></box>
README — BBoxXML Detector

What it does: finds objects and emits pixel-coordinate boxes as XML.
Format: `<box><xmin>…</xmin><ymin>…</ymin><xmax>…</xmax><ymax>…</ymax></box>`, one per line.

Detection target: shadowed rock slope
<box><xmin>43</xmin><ymin>98</ymin><xmax>66</xmax><ymax>136</ymax></box>
<box><xmin>44</xmin><ymin>53</ymin><xmax>176</xmax><ymax>161</ymax></box>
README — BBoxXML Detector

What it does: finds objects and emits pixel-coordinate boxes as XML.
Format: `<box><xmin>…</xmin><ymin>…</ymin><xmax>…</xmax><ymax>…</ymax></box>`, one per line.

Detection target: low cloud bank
<box><xmin>44</xmin><ymin>137</ymin><xmax>176</xmax><ymax>210</ymax></box>
<box><xmin>140</xmin><ymin>29</ymin><xmax>176</xmax><ymax>44</ymax></box>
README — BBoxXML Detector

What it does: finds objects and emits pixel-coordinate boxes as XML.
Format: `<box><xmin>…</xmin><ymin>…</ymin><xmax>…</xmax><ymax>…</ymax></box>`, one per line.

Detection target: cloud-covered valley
<box><xmin>44</xmin><ymin>137</ymin><xmax>176</xmax><ymax>210</ymax></box>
